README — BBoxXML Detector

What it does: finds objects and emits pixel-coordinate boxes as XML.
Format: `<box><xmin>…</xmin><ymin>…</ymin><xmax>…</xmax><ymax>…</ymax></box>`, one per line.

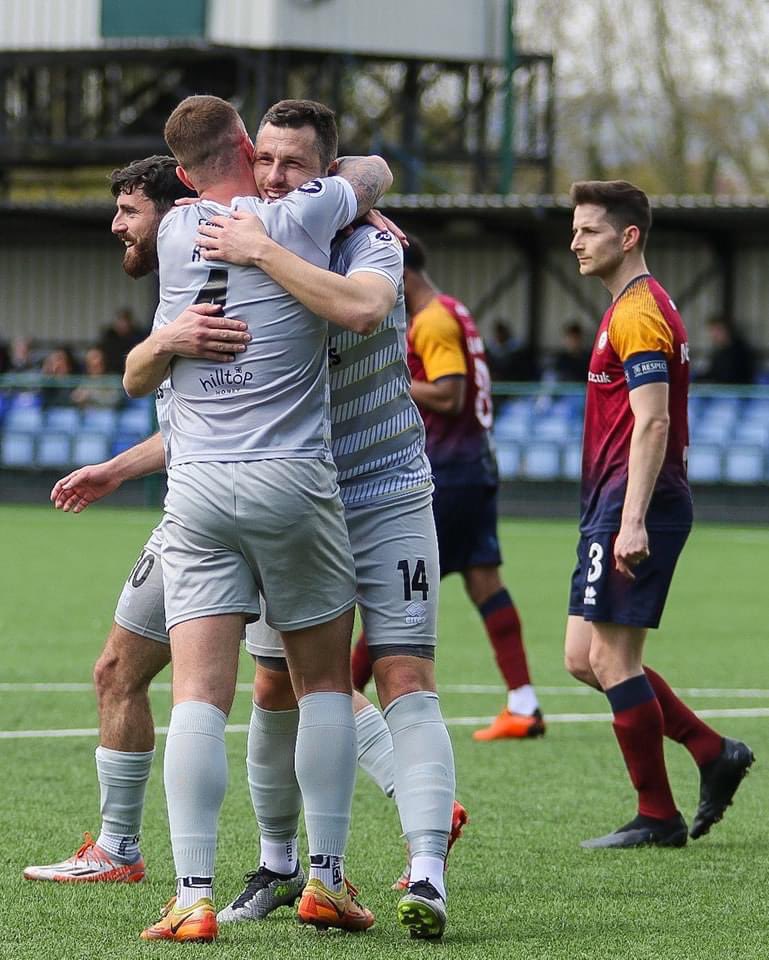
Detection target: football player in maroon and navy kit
<box><xmin>564</xmin><ymin>180</ymin><xmax>753</xmax><ymax>848</ymax></box>
<box><xmin>351</xmin><ymin>235</ymin><xmax>545</xmax><ymax>741</ymax></box>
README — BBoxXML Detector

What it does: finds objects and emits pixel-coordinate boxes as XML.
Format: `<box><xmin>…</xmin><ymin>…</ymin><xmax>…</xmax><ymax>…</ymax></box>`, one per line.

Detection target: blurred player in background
<box><xmin>565</xmin><ymin>179</ymin><xmax>754</xmax><ymax>849</ymax></box>
<box><xmin>351</xmin><ymin>235</ymin><xmax>545</xmax><ymax>741</ymax></box>
<box><xmin>194</xmin><ymin>99</ymin><xmax>461</xmax><ymax>940</ymax></box>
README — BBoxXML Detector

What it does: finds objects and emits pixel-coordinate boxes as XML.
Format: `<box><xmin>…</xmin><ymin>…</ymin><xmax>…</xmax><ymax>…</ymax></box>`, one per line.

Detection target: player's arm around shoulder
<box><xmin>335</xmin><ymin>155</ymin><xmax>393</xmax><ymax>219</ymax></box>
<box><xmin>123</xmin><ymin>305</ymin><xmax>251</xmax><ymax>397</ymax></box>
<box><xmin>196</xmin><ymin>217</ymin><xmax>397</xmax><ymax>335</ymax></box>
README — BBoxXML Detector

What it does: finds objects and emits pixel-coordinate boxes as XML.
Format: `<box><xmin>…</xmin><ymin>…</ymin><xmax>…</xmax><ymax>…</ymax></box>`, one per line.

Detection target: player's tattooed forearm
<box><xmin>337</xmin><ymin>157</ymin><xmax>391</xmax><ymax>216</ymax></box>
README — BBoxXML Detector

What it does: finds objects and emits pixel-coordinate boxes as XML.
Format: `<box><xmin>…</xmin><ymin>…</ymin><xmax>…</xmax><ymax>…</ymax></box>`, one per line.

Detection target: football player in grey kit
<box><xmin>124</xmin><ymin>94</ymin><xmax>391</xmax><ymax>942</ymax></box>
<box><xmin>196</xmin><ymin>99</ymin><xmax>458</xmax><ymax>940</ymax></box>
<box><xmin>23</xmin><ymin>155</ymin><xmax>251</xmax><ymax>886</ymax></box>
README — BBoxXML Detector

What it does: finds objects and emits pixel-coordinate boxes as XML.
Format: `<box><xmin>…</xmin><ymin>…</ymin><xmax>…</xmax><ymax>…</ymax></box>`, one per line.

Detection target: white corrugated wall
<box><xmin>0</xmin><ymin>242</ymin><xmax>156</xmax><ymax>344</ymax></box>
<box><xmin>0</xmin><ymin>0</ymin><xmax>100</xmax><ymax>49</ymax></box>
<box><xmin>1</xmin><ymin>232</ymin><xmax>766</xmax><ymax>358</ymax></box>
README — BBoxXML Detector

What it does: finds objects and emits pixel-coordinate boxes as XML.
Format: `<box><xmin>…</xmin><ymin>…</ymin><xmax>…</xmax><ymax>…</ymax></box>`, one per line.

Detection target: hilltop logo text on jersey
<box><xmin>198</xmin><ymin>367</ymin><xmax>254</xmax><ymax>394</ymax></box>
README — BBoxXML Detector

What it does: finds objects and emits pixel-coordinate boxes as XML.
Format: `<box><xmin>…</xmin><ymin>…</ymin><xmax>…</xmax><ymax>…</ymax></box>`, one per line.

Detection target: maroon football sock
<box><xmin>351</xmin><ymin>630</ymin><xmax>373</xmax><ymax>692</ymax></box>
<box><xmin>645</xmin><ymin>666</ymin><xmax>722</xmax><ymax>767</ymax></box>
<box><xmin>477</xmin><ymin>589</ymin><xmax>531</xmax><ymax>690</ymax></box>
<box><xmin>606</xmin><ymin>674</ymin><xmax>678</xmax><ymax>820</ymax></box>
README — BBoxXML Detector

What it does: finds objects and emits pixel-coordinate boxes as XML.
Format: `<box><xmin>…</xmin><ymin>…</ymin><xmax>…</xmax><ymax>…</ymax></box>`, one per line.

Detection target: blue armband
<box><xmin>623</xmin><ymin>351</ymin><xmax>669</xmax><ymax>390</ymax></box>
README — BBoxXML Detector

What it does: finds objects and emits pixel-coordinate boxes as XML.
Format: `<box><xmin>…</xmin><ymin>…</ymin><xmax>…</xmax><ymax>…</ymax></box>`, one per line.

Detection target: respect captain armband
<box><xmin>623</xmin><ymin>351</ymin><xmax>669</xmax><ymax>389</ymax></box>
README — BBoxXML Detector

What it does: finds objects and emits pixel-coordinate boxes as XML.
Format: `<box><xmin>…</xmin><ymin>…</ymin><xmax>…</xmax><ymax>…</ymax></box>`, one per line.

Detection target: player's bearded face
<box><xmin>253</xmin><ymin>122</ymin><xmax>327</xmax><ymax>201</ymax></box>
<box><xmin>570</xmin><ymin>204</ymin><xmax>625</xmax><ymax>278</ymax></box>
<box><xmin>112</xmin><ymin>188</ymin><xmax>162</xmax><ymax>278</ymax></box>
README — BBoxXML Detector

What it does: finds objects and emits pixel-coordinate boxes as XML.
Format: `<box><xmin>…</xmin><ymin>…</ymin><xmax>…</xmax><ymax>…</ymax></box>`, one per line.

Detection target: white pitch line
<box><xmin>3</xmin><ymin>682</ymin><xmax>769</xmax><ymax>699</ymax></box>
<box><xmin>3</xmin><ymin>707</ymin><xmax>769</xmax><ymax>740</ymax></box>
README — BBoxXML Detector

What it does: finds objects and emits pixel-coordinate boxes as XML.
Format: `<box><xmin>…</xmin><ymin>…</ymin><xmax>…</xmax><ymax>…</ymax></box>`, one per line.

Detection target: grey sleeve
<box><xmin>278</xmin><ymin>177</ymin><xmax>357</xmax><ymax>252</ymax></box>
<box><xmin>339</xmin><ymin>227</ymin><xmax>404</xmax><ymax>291</ymax></box>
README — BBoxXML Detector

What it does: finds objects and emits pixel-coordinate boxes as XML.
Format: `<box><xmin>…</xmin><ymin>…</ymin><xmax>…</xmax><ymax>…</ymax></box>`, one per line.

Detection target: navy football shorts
<box><xmin>568</xmin><ymin>527</ymin><xmax>690</xmax><ymax>629</ymax></box>
<box><xmin>432</xmin><ymin>482</ymin><xmax>503</xmax><ymax>576</ymax></box>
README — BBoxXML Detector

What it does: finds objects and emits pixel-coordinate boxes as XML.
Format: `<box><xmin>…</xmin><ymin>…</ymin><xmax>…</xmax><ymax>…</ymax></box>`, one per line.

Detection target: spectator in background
<box><xmin>486</xmin><ymin>320</ymin><xmax>520</xmax><ymax>380</ymax></box>
<box><xmin>553</xmin><ymin>320</ymin><xmax>592</xmax><ymax>383</ymax></box>
<box><xmin>99</xmin><ymin>307</ymin><xmax>146</xmax><ymax>374</ymax></box>
<box><xmin>71</xmin><ymin>345</ymin><xmax>123</xmax><ymax>409</ymax></box>
<box><xmin>0</xmin><ymin>341</ymin><xmax>10</xmax><ymax>373</ymax></box>
<box><xmin>486</xmin><ymin>319</ymin><xmax>539</xmax><ymax>382</ymax></box>
<box><xmin>41</xmin><ymin>345</ymin><xmax>80</xmax><ymax>408</ymax></box>
<box><xmin>10</xmin><ymin>335</ymin><xmax>36</xmax><ymax>372</ymax></box>
<box><xmin>699</xmin><ymin>316</ymin><xmax>755</xmax><ymax>385</ymax></box>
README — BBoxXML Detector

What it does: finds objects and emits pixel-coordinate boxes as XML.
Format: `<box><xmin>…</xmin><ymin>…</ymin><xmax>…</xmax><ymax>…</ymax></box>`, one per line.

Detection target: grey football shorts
<box><xmin>162</xmin><ymin>458</ymin><xmax>356</xmax><ymax>632</ymax></box>
<box><xmin>245</xmin><ymin>488</ymin><xmax>439</xmax><ymax>658</ymax></box>
<box><xmin>113</xmin><ymin>523</ymin><xmax>169</xmax><ymax>644</ymax></box>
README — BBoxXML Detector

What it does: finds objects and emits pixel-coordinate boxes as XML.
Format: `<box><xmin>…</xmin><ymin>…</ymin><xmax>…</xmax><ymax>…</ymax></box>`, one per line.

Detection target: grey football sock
<box><xmin>164</xmin><ymin>700</ymin><xmax>228</xmax><ymax>880</ymax></box>
<box><xmin>247</xmin><ymin>702</ymin><xmax>302</xmax><ymax>848</ymax></box>
<box><xmin>295</xmin><ymin>692</ymin><xmax>356</xmax><ymax>858</ymax></box>
<box><xmin>95</xmin><ymin>745</ymin><xmax>154</xmax><ymax>840</ymax></box>
<box><xmin>384</xmin><ymin>691</ymin><xmax>454</xmax><ymax>860</ymax></box>
<box><xmin>356</xmin><ymin>703</ymin><xmax>395</xmax><ymax>798</ymax></box>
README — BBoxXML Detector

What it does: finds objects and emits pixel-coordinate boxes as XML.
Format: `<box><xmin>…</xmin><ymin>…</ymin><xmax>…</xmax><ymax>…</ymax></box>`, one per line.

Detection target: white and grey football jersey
<box><xmin>329</xmin><ymin>225</ymin><xmax>432</xmax><ymax>507</ymax></box>
<box><xmin>156</xmin><ymin>176</ymin><xmax>357</xmax><ymax>467</ymax></box>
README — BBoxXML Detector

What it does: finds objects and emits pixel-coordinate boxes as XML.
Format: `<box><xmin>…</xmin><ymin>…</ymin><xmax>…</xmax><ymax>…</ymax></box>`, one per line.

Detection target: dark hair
<box><xmin>164</xmin><ymin>95</ymin><xmax>246</xmax><ymax>180</ymax></box>
<box><xmin>258</xmin><ymin>99</ymin><xmax>338</xmax><ymax>171</ymax></box>
<box><xmin>403</xmin><ymin>234</ymin><xmax>427</xmax><ymax>271</ymax></box>
<box><xmin>569</xmin><ymin>179</ymin><xmax>652</xmax><ymax>250</ymax></box>
<box><xmin>563</xmin><ymin>320</ymin><xmax>584</xmax><ymax>337</ymax></box>
<box><xmin>110</xmin><ymin>155</ymin><xmax>196</xmax><ymax>214</ymax></box>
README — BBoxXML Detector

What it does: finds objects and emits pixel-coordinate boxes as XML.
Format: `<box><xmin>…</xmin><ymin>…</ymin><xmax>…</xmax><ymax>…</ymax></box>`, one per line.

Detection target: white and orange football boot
<box><xmin>23</xmin><ymin>833</ymin><xmax>144</xmax><ymax>883</ymax></box>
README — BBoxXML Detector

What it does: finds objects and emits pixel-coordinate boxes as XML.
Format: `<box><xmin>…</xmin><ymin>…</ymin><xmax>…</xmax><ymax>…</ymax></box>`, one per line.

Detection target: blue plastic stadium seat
<box><xmin>1</xmin><ymin>431</ymin><xmax>36</xmax><ymax>466</ymax></box>
<box><xmin>521</xmin><ymin>441</ymin><xmax>561</xmax><ymax>480</ymax></box>
<box><xmin>117</xmin><ymin>407</ymin><xmax>152</xmax><ymax>435</ymax></box>
<box><xmin>9</xmin><ymin>391</ymin><xmax>42</xmax><ymax>411</ymax></box>
<box><xmin>534</xmin><ymin>414</ymin><xmax>570</xmax><ymax>442</ymax></box>
<box><xmin>692</xmin><ymin>419</ymin><xmax>731</xmax><ymax>445</ymax></box>
<box><xmin>82</xmin><ymin>407</ymin><xmax>118</xmax><ymax>432</ymax></box>
<box><xmin>687</xmin><ymin>445</ymin><xmax>722</xmax><ymax>483</ymax></box>
<box><xmin>705</xmin><ymin>397</ymin><xmax>740</xmax><ymax>424</ymax></box>
<box><xmin>723</xmin><ymin>446</ymin><xmax>765</xmax><ymax>484</ymax></box>
<box><xmin>6</xmin><ymin>406</ymin><xmax>44</xmax><ymax>432</ymax></box>
<box><xmin>111</xmin><ymin>431</ymin><xmax>144</xmax><ymax>457</ymax></box>
<box><xmin>73</xmin><ymin>432</ymin><xmax>111</xmax><ymax>465</ymax></box>
<box><xmin>494</xmin><ymin>417</ymin><xmax>529</xmax><ymax>442</ymax></box>
<box><xmin>495</xmin><ymin>442</ymin><xmax>520</xmax><ymax>480</ymax></box>
<box><xmin>734</xmin><ymin>421</ymin><xmax>769</xmax><ymax>446</ymax></box>
<box><xmin>562</xmin><ymin>441</ymin><xmax>582</xmax><ymax>480</ymax></box>
<box><xmin>36</xmin><ymin>432</ymin><xmax>73</xmax><ymax>468</ymax></box>
<box><xmin>742</xmin><ymin>397</ymin><xmax>769</xmax><ymax>424</ymax></box>
<box><xmin>45</xmin><ymin>406</ymin><xmax>81</xmax><ymax>433</ymax></box>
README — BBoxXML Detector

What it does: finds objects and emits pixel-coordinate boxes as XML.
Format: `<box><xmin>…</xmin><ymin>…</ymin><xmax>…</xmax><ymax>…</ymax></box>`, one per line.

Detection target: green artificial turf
<box><xmin>1</xmin><ymin>505</ymin><xmax>767</xmax><ymax>958</ymax></box>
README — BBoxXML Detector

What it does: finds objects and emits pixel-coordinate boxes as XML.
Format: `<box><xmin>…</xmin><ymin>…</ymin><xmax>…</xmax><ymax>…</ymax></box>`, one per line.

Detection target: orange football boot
<box><xmin>393</xmin><ymin>800</ymin><xmax>469</xmax><ymax>891</ymax></box>
<box><xmin>140</xmin><ymin>896</ymin><xmax>218</xmax><ymax>943</ymax></box>
<box><xmin>297</xmin><ymin>878</ymin><xmax>374</xmax><ymax>931</ymax></box>
<box><xmin>473</xmin><ymin>707</ymin><xmax>546</xmax><ymax>741</ymax></box>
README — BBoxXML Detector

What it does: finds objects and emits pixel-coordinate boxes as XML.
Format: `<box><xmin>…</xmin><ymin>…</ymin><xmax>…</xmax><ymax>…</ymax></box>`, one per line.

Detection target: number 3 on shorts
<box><xmin>587</xmin><ymin>542</ymin><xmax>603</xmax><ymax>584</ymax></box>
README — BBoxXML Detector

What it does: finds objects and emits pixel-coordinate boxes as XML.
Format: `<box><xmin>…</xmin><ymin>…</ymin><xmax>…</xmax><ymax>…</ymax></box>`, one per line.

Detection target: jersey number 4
<box><xmin>194</xmin><ymin>268</ymin><xmax>229</xmax><ymax>306</ymax></box>
<box><xmin>397</xmin><ymin>558</ymin><xmax>429</xmax><ymax>601</ymax></box>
